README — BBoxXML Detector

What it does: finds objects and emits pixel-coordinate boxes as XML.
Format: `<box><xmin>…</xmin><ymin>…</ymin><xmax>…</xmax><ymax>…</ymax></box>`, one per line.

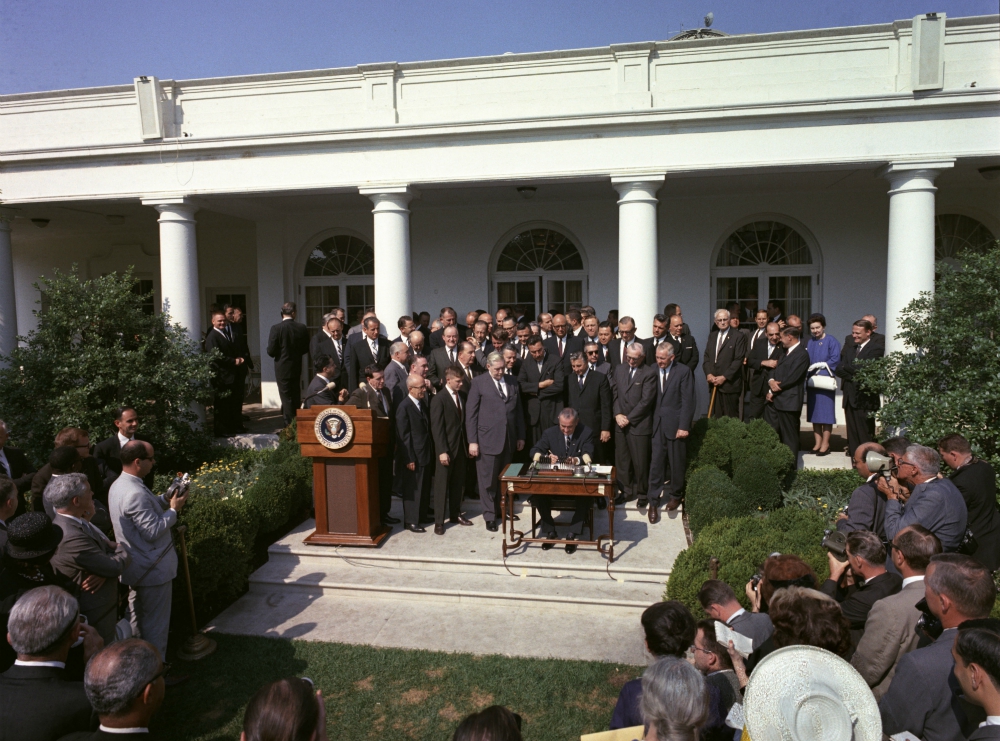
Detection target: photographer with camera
<box><xmin>836</xmin><ymin>442</ymin><xmax>890</xmax><ymax>540</ymax></box>
<box><xmin>851</xmin><ymin>525</ymin><xmax>941</xmax><ymax>700</ymax></box>
<box><xmin>109</xmin><ymin>441</ymin><xmax>188</xmax><ymax>671</ymax></box>
<box><xmin>822</xmin><ymin>530</ymin><xmax>901</xmax><ymax>638</ymax></box>
<box><xmin>884</xmin><ymin>445</ymin><xmax>968</xmax><ymax>553</ymax></box>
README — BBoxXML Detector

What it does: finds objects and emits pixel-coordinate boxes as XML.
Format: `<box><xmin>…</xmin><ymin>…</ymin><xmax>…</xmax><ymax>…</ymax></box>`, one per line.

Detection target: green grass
<box><xmin>156</xmin><ymin>634</ymin><xmax>642</xmax><ymax>740</ymax></box>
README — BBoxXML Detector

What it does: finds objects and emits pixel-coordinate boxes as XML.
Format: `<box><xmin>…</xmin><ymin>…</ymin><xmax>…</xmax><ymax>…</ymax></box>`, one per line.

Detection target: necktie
<box><xmin>496</xmin><ymin>380</ymin><xmax>507</xmax><ymax>400</ymax></box>
<box><xmin>767</xmin><ymin>345</ymin><xmax>774</xmax><ymax>358</ymax></box>
<box><xmin>716</xmin><ymin>331</ymin><xmax>726</xmax><ymax>360</ymax></box>
<box><xmin>661</xmin><ymin>369</ymin><xmax>668</xmax><ymax>393</ymax></box>
<box><xmin>578</xmin><ymin>375</ymin><xmax>585</xmax><ymax>391</ymax></box>
<box><xmin>334</xmin><ymin>341</ymin><xmax>341</xmax><ymax>362</ymax></box>
<box><xmin>590</xmin><ymin>364</ymin><xmax>596</xmax><ymax>372</ymax></box>
<box><xmin>558</xmin><ymin>338</ymin><xmax>564</xmax><ymax>357</ymax></box>
<box><xmin>371</xmin><ymin>340</ymin><xmax>378</xmax><ymax>358</ymax></box>
<box><xmin>565</xmin><ymin>435</ymin><xmax>571</xmax><ymax>454</ymax></box>
<box><xmin>453</xmin><ymin>392</ymin><xmax>462</xmax><ymax>414</ymax></box>
<box><xmin>465</xmin><ymin>366</ymin><xmax>472</xmax><ymax>382</ymax></box>
<box><xmin>380</xmin><ymin>391</ymin><xmax>389</xmax><ymax>415</ymax></box>
<box><xmin>449</xmin><ymin>348</ymin><xmax>456</xmax><ymax>363</ymax></box>
<box><xmin>628</xmin><ymin>367</ymin><xmax>635</xmax><ymax>383</ymax></box>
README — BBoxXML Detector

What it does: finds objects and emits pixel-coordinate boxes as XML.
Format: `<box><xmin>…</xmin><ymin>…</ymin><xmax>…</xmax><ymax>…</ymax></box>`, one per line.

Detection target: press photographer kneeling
<box><xmin>821</xmin><ymin>529</ymin><xmax>902</xmax><ymax>640</ymax></box>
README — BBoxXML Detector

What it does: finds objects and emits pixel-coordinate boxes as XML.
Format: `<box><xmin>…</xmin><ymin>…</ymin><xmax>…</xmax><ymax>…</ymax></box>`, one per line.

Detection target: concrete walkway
<box><xmin>207</xmin><ymin>495</ymin><xmax>686</xmax><ymax>665</ymax></box>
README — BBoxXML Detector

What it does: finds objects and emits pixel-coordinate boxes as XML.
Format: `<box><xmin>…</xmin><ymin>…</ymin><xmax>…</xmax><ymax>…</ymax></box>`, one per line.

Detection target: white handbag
<box><xmin>807</xmin><ymin>362</ymin><xmax>838</xmax><ymax>390</ymax></box>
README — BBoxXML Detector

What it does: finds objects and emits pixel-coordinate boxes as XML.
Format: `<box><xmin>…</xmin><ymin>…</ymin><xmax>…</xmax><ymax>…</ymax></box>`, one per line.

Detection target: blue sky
<box><xmin>1</xmin><ymin>0</ymin><xmax>996</xmax><ymax>94</ymax></box>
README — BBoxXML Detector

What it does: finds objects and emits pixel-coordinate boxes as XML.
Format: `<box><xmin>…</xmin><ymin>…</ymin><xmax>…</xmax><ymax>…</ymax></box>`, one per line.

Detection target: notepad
<box><xmin>715</xmin><ymin>621</ymin><xmax>754</xmax><ymax>659</ymax></box>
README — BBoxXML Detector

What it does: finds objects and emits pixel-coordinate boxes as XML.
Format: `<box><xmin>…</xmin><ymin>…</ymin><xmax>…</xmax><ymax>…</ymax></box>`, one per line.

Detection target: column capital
<box><xmin>612</xmin><ymin>175</ymin><xmax>665</xmax><ymax>203</ymax></box>
<box><xmin>877</xmin><ymin>159</ymin><xmax>955</xmax><ymax>186</ymax></box>
<box><xmin>0</xmin><ymin>207</ymin><xmax>17</xmax><ymax>229</ymax></box>
<box><xmin>142</xmin><ymin>197</ymin><xmax>198</xmax><ymax>221</ymax></box>
<box><xmin>359</xmin><ymin>185</ymin><xmax>416</xmax><ymax>211</ymax></box>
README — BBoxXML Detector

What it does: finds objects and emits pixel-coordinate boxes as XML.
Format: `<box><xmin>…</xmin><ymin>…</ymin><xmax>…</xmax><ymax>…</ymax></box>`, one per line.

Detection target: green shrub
<box><xmin>685</xmin><ymin>466</ymin><xmax>743</xmax><ymax>536</ymax></box>
<box><xmin>784</xmin><ymin>469</ymin><xmax>864</xmax><ymax>524</ymax></box>
<box><xmin>666</xmin><ymin>508</ymin><xmax>830</xmax><ymax>614</ymax></box>
<box><xmin>731</xmin><ymin>458</ymin><xmax>783</xmax><ymax>512</ymax></box>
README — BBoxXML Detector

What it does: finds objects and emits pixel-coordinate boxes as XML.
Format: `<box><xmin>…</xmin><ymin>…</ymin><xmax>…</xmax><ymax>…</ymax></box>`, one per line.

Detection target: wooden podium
<box><xmin>296</xmin><ymin>406</ymin><xmax>390</xmax><ymax>547</ymax></box>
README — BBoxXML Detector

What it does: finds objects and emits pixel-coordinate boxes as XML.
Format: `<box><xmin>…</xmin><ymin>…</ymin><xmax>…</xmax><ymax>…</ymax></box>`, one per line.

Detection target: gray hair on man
<box><xmin>44</xmin><ymin>471</ymin><xmax>89</xmax><ymax>511</ymax></box>
<box><xmin>558</xmin><ymin>407</ymin><xmax>579</xmax><ymax>423</ymax></box>
<box><xmin>362</xmin><ymin>315</ymin><xmax>380</xmax><ymax>329</ymax></box>
<box><xmin>8</xmin><ymin>586</ymin><xmax>79</xmax><ymax>656</ymax></box>
<box><xmin>487</xmin><ymin>351</ymin><xmax>504</xmax><ymax>368</ymax></box>
<box><xmin>618</xmin><ymin>316</ymin><xmax>636</xmax><ymax>329</ymax></box>
<box><xmin>714</xmin><ymin>308</ymin><xmax>730</xmax><ymax>321</ymax></box>
<box><xmin>568</xmin><ymin>351</ymin><xmax>585</xmax><ymax>363</ymax></box>
<box><xmin>84</xmin><ymin>639</ymin><xmax>162</xmax><ymax>715</ymax></box>
<box><xmin>627</xmin><ymin>342</ymin><xmax>646</xmax><ymax>359</ymax></box>
<box><xmin>655</xmin><ymin>342</ymin><xmax>676</xmax><ymax>357</ymax></box>
<box><xmin>640</xmin><ymin>656</ymin><xmax>708</xmax><ymax>741</ymax></box>
<box><xmin>905</xmin><ymin>444</ymin><xmax>942</xmax><ymax>475</ymax></box>
<box><xmin>389</xmin><ymin>341</ymin><xmax>408</xmax><ymax>358</ymax></box>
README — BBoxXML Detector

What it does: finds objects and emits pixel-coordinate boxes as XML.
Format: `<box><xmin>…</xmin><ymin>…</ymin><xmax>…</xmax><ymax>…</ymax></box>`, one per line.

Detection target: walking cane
<box><xmin>175</xmin><ymin>525</ymin><xmax>217</xmax><ymax>661</ymax></box>
<box><xmin>707</xmin><ymin>386</ymin><xmax>718</xmax><ymax>418</ymax></box>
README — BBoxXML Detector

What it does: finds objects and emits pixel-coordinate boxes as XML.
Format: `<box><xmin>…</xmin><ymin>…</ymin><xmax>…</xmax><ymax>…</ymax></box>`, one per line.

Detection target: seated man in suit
<box><xmin>763</xmin><ymin>325</ymin><xmax>809</xmax><ymax>457</ymax></box>
<box><xmin>303</xmin><ymin>354</ymin><xmax>348</xmax><ymax>408</ymax></box>
<box><xmin>529</xmin><ymin>408</ymin><xmax>595</xmax><ymax>554</ymax></box>
<box><xmin>697</xmin><ymin>579</ymin><xmax>774</xmax><ymax>649</ymax></box>
<box><xmin>744</xmin><ymin>322</ymin><xmax>783</xmax><ymax>421</ymax></box>
<box><xmin>61</xmin><ymin>638</ymin><xmax>167</xmax><ymax>741</ymax></box>
<box><xmin>0</xmin><ymin>586</ymin><xmax>99</xmax><ymax>741</ymax></box>
<box><xmin>47</xmin><ymin>473</ymin><xmax>130</xmax><ymax>645</ymax></box>
<box><xmin>347</xmin><ymin>365</ymin><xmax>399</xmax><ymax>526</ymax></box>
<box><xmin>821</xmin><ymin>529</ymin><xmax>902</xmax><ymax>640</ymax></box>
<box><xmin>395</xmin><ymin>374</ymin><xmax>434</xmax><ymax>533</ymax></box>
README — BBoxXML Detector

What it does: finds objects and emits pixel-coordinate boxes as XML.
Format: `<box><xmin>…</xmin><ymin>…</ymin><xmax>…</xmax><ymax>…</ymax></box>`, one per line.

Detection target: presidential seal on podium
<box><xmin>313</xmin><ymin>407</ymin><xmax>355</xmax><ymax>450</ymax></box>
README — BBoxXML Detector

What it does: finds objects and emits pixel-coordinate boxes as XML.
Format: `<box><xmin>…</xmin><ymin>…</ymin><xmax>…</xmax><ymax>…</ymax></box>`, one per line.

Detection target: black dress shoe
<box><xmin>542</xmin><ymin>533</ymin><xmax>557</xmax><ymax>551</ymax></box>
<box><xmin>665</xmin><ymin>496</ymin><xmax>683</xmax><ymax>512</ymax></box>
<box><xmin>434</xmin><ymin>524</ymin><xmax>446</xmax><ymax>535</ymax></box>
<box><xmin>613</xmin><ymin>494</ymin><xmax>626</xmax><ymax>506</ymax></box>
<box><xmin>648</xmin><ymin>506</ymin><xmax>660</xmax><ymax>524</ymax></box>
<box><xmin>596</xmin><ymin>497</ymin><xmax>607</xmax><ymax>510</ymax></box>
<box><xmin>637</xmin><ymin>498</ymin><xmax>648</xmax><ymax>509</ymax></box>
<box><xmin>404</xmin><ymin>524</ymin><xmax>426</xmax><ymax>533</ymax></box>
<box><xmin>565</xmin><ymin>536</ymin><xmax>578</xmax><ymax>554</ymax></box>
<box><xmin>486</xmin><ymin>520</ymin><xmax>499</xmax><ymax>532</ymax></box>
<box><xmin>450</xmin><ymin>516</ymin><xmax>473</xmax><ymax>526</ymax></box>
<box><xmin>382</xmin><ymin>515</ymin><xmax>401</xmax><ymax>525</ymax></box>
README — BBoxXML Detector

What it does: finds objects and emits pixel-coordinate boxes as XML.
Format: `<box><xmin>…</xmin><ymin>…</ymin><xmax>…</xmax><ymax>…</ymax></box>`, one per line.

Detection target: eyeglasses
<box><xmin>690</xmin><ymin>645</ymin><xmax>714</xmax><ymax>656</ymax></box>
<box><xmin>897</xmin><ymin>459</ymin><xmax>917</xmax><ymax>469</ymax></box>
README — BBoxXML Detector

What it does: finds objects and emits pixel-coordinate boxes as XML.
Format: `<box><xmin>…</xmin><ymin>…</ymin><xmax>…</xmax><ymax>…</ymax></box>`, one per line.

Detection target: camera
<box><xmin>165</xmin><ymin>472</ymin><xmax>190</xmax><ymax>499</ymax></box>
<box><xmin>822</xmin><ymin>529</ymin><xmax>849</xmax><ymax>562</ymax></box>
<box><xmin>915</xmin><ymin>597</ymin><xmax>943</xmax><ymax>641</ymax></box>
<box><xmin>865</xmin><ymin>451</ymin><xmax>896</xmax><ymax>482</ymax></box>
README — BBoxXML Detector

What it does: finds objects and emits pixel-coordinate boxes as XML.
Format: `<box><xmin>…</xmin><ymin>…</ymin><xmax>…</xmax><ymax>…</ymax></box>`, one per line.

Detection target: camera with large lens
<box><xmin>822</xmin><ymin>529</ymin><xmax>849</xmax><ymax>562</ymax></box>
<box><xmin>915</xmin><ymin>597</ymin><xmax>943</xmax><ymax>641</ymax></box>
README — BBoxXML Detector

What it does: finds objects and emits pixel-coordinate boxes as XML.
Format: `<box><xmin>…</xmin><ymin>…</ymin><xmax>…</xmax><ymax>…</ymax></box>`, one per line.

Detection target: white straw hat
<box><xmin>744</xmin><ymin>645</ymin><xmax>881</xmax><ymax>741</ymax></box>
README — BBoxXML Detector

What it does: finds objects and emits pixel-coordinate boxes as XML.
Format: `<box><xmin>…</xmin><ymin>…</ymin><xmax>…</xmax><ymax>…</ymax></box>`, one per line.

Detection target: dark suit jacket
<box><xmin>664</xmin><ymin>333</ymin><xmax>699</xmax><ymax>373</ymax></box>
<box><xmin>517</xmin><ymin>353</ymin><xmax>565</xmax><ymax>428</ymax></box>
<box><xmin>543</xmin><ymin>334</ymin><xmax>583</xmax><ymax>369</ymax></box>
<box><xmin>465</xmin><ymin>373</ymin><xmax>525</xmax><ymax>455</ymax></box>
<box><xmin>266</xmin><ymin>318</ymin><xmax>310</xmax><ymax>382</ymax></box>
<box><xmin>837</xmin><ymin>478</ymin><xmax>888</xmax><ymax>541</ymax></box>
<box><xmin>59</xmin><ymin>731</ymin><xmax>156</xmax><ymax>740</ymax></box>
<box><xmin>836</xmin><ymin>336</ymin><xmax>884</xmax><ymax>410</ymax></box>
<box><xmin>880</xmin><ymin>628</ymin><xmax>986</xmax><ymax>741</ymax></box>
<box><xmin>431</xmin><ymin>389</ymin><xmax>468</xmax><ymax>459</ymax></box>
<box><xmin>950</xmin><ymin>460</ymin><xmax>1000</xmax><ymax>571</ymax></box>
<box><xmin>702</xmin><ymin>328</ymin><xmax>747</xmax><ymax>393</ymax></box>
<box><xmin>611</xmin><ymin>364</ymin><xmax>656</xmax><ymax>436</ymax></box>
<box><xmin>304</xmin><ymin>374</ymin><xmax>339</xmax><ymax>408</ymax></box>
<box><xmin>347</xmin><ymin>383</ymin><xmax>393</xmax><ymax>456</ymax></box>
<box><xmin>309</xmin><ymin>331</ymin><xmax>349</xmax><ymax>391</ymax></box>
<box><xmin>0</xmin><ymin>446</ymin><xmax>35</xmax><ymax>493</ymax></box>
<box><xmin>567</xmin><ymin>370</ymin><xmax>612</xmax><ymax>436</ymax></box>
<box><xmin>395</xmin><ymin>396</ymin><xmax>433</xmax><ymax>468</ymax></box>
<box><xmin>0</xmin><ymin>664</ymin><xmax>96</xmax><ymax>741</ymax></box>
<box><xmin>768</xmin><ymin>343</ymin><xmax>809</xmax><ymax>412</ymax></box>
<box><xmin>429</xmin><ymin>325</ymin><xmax>467</xmax><ymax>350</ymax></box>
<box><xmin>746</xmin><ymin>341</ymin><xmax>786</xmax><ymax>397</ymax></box>
<box><xmin>650</xmin><ymin>362</ymin><xmax>695</xmax><ymax>439</ymax></box>
<box><xmin>641</xmin><ymin>336</ymin><xmax>672</xmax><ymax>367</ymax></box>
<box><xmin>347</xmin><ymin>335</ymin><xmax>391</xmax><ymax>392</ymax></box>
<box><xmin>428</xmin><ymin>346</ymin><xmax>460</xmax><ymax>390</ymax></box>
<box><xmin>608</xmin><ymin>337</ymin><xmax>644</xmax><ymax>370</ymax></box>
<box><xmin>746</xmin><ymin>326</ymin><xmax>769</xmax><ymax>355</ymax></box>
<box><xmin>529</xmin><ymin>424</ymin><xmax>595</xmax><ymax>461</ymax></box>
<box><xmin>229</xmin><ymin>322</ymin><xmax>254</xmax><ymax>370</ymax></box>
<box><xmin>970</xmin><ymin>726</ymin><xmax>1000</xmax><ymax>741</ymax></box>
<box><xmin>204</xmin><ymin>327</ymin><xmax>240</xmax><ymax>387</ymax></box>
<box><xmin>92</xmin><ymin>436</ymin><xmax>152</xmax><ymax>491</ymax></box>
<box><xmin>884</xmin><ymin>477</ymin><xmax>968</xmax><ymax>552</ymax></box>
<box><xmin>820</xmin><ymin>570</ymin><xmax>903</xmax><ymax>631</ymax></box>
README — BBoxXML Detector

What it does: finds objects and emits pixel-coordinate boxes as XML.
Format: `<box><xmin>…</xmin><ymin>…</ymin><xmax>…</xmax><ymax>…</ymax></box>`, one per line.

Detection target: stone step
<box><xmin>248</xmin><ymin>554</ymin><xmax>665</xmax><ymax>611</ymax></box>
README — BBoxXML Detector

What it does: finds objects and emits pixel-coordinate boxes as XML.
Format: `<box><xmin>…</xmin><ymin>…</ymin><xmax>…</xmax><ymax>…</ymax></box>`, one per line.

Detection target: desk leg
<box><xmin>606</xmin><ymin>485</ymin><xmax>615</xmax><ymax>562</ymax></box>
<box><xmin>501</xmin><ymin>484</ymin><xmax>508</xmax><ymax>559</ymax></box>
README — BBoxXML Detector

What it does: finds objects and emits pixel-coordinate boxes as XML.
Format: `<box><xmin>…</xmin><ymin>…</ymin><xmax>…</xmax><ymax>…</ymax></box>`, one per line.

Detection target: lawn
<box><xmin>156</xmin><ymin>634</ymin><xmax>644</xmax><ymax>741</ymax></box>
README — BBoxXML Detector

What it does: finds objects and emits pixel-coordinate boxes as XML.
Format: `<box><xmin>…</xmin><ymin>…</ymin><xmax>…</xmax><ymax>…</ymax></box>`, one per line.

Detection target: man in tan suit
<box><xmin>47</xmin><ymin>472</ymin><xmax>130</xmax><ymax>644</ymax></box>
<box><xmin>851</xmin><ymin>524</ymin><xmax>942</xmax><ymax>699</ymax></box>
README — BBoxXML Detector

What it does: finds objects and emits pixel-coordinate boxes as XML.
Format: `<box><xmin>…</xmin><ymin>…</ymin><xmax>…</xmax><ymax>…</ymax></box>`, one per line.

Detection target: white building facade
<box><xmin>1</xmin><ymin>13</ymin><xmax>998</xmax><ymax>409</ymax></box>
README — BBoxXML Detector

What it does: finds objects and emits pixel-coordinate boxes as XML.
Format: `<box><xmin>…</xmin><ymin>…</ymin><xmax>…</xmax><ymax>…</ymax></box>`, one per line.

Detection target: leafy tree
<box><xmin>0</xmin><ymin>267</ymin><xmax>215</xmax><ymax>471</ymax></box>
<box><xmin>857</xmin><ymin>243</ymin><xmax>1000</xmax><ymax>473</ymax></box>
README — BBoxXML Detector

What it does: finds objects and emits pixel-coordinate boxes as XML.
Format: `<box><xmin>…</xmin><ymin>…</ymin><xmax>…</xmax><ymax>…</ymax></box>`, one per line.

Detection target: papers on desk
<box><xmin>592</xmin><ymin>465</ymin><xmax>613</xmax><ymax>475</ymax></box>
<box><xmin>715</xmin><ymin>621</ymin><xmax>753</xmax><ymax>659</ymax></box>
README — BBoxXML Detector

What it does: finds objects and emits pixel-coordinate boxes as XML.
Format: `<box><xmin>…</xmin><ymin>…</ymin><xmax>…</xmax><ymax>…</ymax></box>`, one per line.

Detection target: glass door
<box><xmin>769</xmin><ymin>275</ymin><xmax>812</xmax><ymax>321</ymax></box>
<box><xmin>546</xmin><ymin>279</ymin><xmax>583</xmax><ymax>315</ymax></box>
<box><xmin>497</xmin><ymin>280</ymin><xmax>536</xmax><ymax>323</ymax></box>
<box><xmin>715</xmin><ymin>277</ymin><xmax>759</xmax><ymax>327</ymax></box>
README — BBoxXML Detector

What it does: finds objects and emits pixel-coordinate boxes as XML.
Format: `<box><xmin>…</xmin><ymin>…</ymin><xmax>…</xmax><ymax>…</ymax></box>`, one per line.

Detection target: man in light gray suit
<box><xmin>885</xmin><ymin>444</ymin><xmax>968</xmax><ymax>552</ymax></box>
<box><xmin>47</xmin><ymin>472</ymin><xmax>130</xmax><ymax>645</ymax></box>
<box><xmin>384</xmin><ymin>342</ymin><xmax>411</xmax><ymax>396</ymax></box>
<box><xmin>109</xmin><ymin>441</ymin><xmax>187</xmax><ymax>659</ymax></box>
<box><xmin>852</xmin><ymin>524</ymin><xmax>941</xmax><ymax>700</ymax></box>
<box><xmin>697</xmin><ymin>579</ymin><xmax>774</xmax><ymax>650</ymax></box>
<box><xmin>466</xmin><ymin>351</ymin><xmax>525</xmax><ymax>532</ymax></box>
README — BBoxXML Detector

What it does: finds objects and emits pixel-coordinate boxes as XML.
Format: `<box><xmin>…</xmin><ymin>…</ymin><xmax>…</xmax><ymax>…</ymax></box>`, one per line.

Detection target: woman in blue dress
<box><xmin>806</xmin><ymin>313</ymin><xmax>841</xmax><ymax>455</ymax></box>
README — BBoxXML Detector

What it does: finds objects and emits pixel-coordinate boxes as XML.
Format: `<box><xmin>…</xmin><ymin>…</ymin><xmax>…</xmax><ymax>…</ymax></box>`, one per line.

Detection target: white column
<box><xmin>360</xmin><ymin>186</ymin><xmax>414</xmax><ymax>327</ymax></box>
<box><xmin>0</xmin><ymin>209</ymin><xmax>19</xmax><ymax>362</ymax></box>
<box><xmin>612</xmin><ymin>176</ymin><xmax>665</xmax><ymax>333</ymax></box>
<box><xmin>878</xmin><ymin>160</ymin><xmax>953</xmax><ymax>353</ymax></box>
<box><xmin>143</xmin><ymin>198</ymin><xmax>200</xmax><ymax>343</ymax></box>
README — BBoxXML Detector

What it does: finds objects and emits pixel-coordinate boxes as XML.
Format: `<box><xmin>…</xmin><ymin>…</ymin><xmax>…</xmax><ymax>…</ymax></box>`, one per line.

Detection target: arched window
<box><xmin>935</xmin><ymin>214</ymin><xmax>996</xmax><ymax>263</ymax></box>
<box><xmin>299</xmin><ymin>234</ymin><xmax>375</xmax><ymax>333</ymax></box>
<box><xmin>711</xmin><ymin>220</ymin><xmax>819</xmax><ymax>326</ymax></box>
<box><xmin>492</xmin><ymin>227</ymin><xmax>587</xmax><ymax>319</ymax></box>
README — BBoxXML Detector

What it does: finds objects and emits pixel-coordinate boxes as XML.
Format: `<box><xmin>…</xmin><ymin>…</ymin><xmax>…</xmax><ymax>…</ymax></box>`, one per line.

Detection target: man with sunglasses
<box><xmin>883</xmin><ymin>444</ymin><xmax>968</xmax><ymax>553</ymax></box>
<box><xmin>109</xmin><ymin>441</ymin><xmax>188</xmax><ymax>667</ymax></box>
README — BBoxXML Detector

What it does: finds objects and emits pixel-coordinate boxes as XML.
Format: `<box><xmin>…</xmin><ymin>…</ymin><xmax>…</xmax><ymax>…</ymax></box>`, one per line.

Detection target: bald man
<box><xmin>395</xmin><ymin>374</ymin><xmax>434</xmax><ymax>532</ymax></box>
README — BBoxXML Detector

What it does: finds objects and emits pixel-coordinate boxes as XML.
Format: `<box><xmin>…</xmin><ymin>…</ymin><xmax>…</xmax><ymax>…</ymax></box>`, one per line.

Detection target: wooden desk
<box><xmin>499</xmin><ymin>464</ymin><xmax>617</xmax><ymax>561</ymax></box>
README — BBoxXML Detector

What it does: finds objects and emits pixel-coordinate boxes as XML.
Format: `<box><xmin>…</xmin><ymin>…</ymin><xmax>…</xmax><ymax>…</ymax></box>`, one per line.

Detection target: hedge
<box><xmin>173</xmin><ymin>430</ymin><xmax>313</xmax><ymax>623</ymax></box>
<box><xmin>666</xmin><ymin>508</ymin><xmax>830</xmax><ymax>614</ymax></box>
<box><xmin>783</xmin><ymin>468</ymin><xmax>864</xmax><ymax>524</ymax></box>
